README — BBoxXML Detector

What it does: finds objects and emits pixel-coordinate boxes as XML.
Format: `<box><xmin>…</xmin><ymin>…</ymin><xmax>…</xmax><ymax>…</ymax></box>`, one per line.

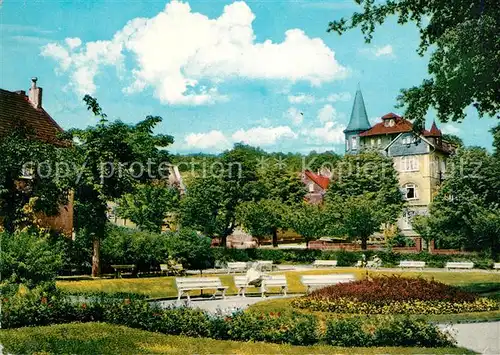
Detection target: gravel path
<box><xmin>440</xmin><ymin>321</ymin><xmax>500</xmax><ymax>355</ymax></box>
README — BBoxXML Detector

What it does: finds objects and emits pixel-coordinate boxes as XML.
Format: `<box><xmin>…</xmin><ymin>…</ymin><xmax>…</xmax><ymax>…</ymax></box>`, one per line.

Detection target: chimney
<box><xmin>28</xmin><ymin>77</ymin><xmax>43</xmax><ymax>109</ymax></box>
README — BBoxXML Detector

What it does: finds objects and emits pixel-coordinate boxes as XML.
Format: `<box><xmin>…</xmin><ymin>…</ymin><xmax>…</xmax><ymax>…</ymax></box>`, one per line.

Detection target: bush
<box><xmin>165</xmin><ymin>229</ymin><xmax>214</xmax><ymax>272</ymax></box>
<box><xmin>0</xmin><ymin>230</ymin><xmax>63</xmax><ymax>288</ymax></box>
<box><xmin>323</xmin><ymin>318</ymin><xmax>372</xmax><ymax>346</ymax></box>
<box><xmin>373</xmin><ymin>317</ymin><xmax>455</xmax><ymax>347</ymax></box>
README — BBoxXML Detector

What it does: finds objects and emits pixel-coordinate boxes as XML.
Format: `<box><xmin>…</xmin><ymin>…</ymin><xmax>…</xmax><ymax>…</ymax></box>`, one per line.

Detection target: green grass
<box><xmin>0</xmin><ymin>322</ymin><xmax>475</xmax><ymax>355</ymax></box>
<box><xmin>56</xmin><ymin>268</ymin><xmax>500</xmax><ymax>299</ymax></box>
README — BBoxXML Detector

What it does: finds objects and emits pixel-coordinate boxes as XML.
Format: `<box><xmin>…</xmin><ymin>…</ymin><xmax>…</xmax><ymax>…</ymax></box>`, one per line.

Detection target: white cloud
<box><xmin>41</xmin><ymin>1</ymin><xmax>348</xmax><ymax>104</ymax></box>
<box><xmin>359</xmin><ymin>44</ymin><xmax>395</xmax><ymax>59</ymax></box>
<box><xmin>441</xmin><ymin>123</ymin><xmax>460</xmax><ymax>135</ymax></box>
<box><xmin>288</xmin><ymin>94</ymin><xmax>315</xmax><ymax>104</ymax></box>
<box><xmin>302</xmin><ymin>121</ymin><xmax>345</xmax><ymax>144</ymax></box>
<box><xmin>317</xmin><ymin>104</ymin><xmax>337</xmax><ymax>124</ymax></box>
<box><xmin>326</xmin><ymin>92</ymin><xmax>351</xmax><ymax>102</ymax></box>
<box><xmin>184</xmin><ymin>130</ymin><xmax>231</xmax><ymax>150</ymax></box>
<box><xmin>286</xmin><ymin>107</ymin><xmax>304</xmax><ymax>126</ymax></box>
<box><xmin>232</xmin><ymin>126</ymin><xmax>297</xmax><ymax>146</ymax></box>
<box><xmin>65</xmin><ymin>37</ymin><xmax>82</xmax><ymax>49</ymax></box>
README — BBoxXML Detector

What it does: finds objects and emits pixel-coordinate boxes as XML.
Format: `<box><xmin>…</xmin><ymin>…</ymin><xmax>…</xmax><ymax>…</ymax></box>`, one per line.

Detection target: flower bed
<box><xmin>291</xmin><ymin>276</ymin><xmax>500</xmax><ymax>314</ymax></box>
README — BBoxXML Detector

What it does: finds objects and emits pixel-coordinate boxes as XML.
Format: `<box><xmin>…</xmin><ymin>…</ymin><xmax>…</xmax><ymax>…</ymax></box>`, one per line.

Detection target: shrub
<box><xmin>324</xmin><ymin>318</ymin><xmax>372</xmax><ymax>346</ymax></box>
<box><xmin>0</xmin><ymin>230</ymin><xmax>63</xmax><ymax>288</ymax></box>
<box><xmin>373</xmin><ymin>317</ymin><xmax>455</xmax><ymax>347</ymax></box>
<box><xmin>164</xmin><ymin>229</ymin><xmax>214</xmax><ymax>273</ymax></box>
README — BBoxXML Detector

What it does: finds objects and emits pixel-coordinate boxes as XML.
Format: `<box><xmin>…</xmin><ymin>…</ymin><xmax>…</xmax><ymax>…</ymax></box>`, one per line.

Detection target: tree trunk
<box><xmin>361</xmin><ymin>237</ymin><xmax>367</xmax><ymax>250</ymax></box>
<box><xmin>221</xmin><ymin>234</ymin><xmax>227</xmax><ymax>248</ymax></box>
<box><xmin>272</xmin><ymin>228</ymin><xmax>278</xmax><ymax>248</ymax></box>
<box><xmin>91</xmin><ymin>236</ymin><xmax>100</xmax><ymax>277</ymax></box>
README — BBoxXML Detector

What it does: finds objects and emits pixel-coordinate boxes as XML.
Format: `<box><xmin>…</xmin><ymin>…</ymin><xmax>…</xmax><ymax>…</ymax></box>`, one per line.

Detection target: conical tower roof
<box><xmin>344</xmin><ymin>89</ymin><xmax>371</xmax><ymax>133</ymax></box>
<box><xmin>428</xmin><ymin>121</ymin><xmax>442</xmax><ymax>137</ymax></box>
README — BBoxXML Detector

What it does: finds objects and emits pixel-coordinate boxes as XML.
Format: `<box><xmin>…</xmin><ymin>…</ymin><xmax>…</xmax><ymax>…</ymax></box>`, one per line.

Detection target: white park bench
<box><xmin>234</xmin><ymin>275</ymin><xmax>288</xmax><ymax>297</ymax></box>
<box><xmin>356</xmin><ymin>260</ymin><xmax>379</xmax><ymax>268</ymax></box>
<box><xmin>227</xmin><ymin>262</ymin><xmax>248</xmax><ymax>274</ymax></box>
<box><xmin>493</xmin><ymin>263</ymin><xmax>500</xmax><ymax>270</ymax></box>
<box><xmin>445</xmin><ymin>262</ymin><xmax>474</xmax><ymax>270</ymax></box>
<box><xmin>175</xmin><ymin>277</ymin><xmax>228</xmax><ymax>301</ymax></box>
<box><xmin>312</xmin><ymin>260</ymin><xmax>338</xmax><ymax>268</ymax></box>
<box><xmin>301</xmin><ymin>274</ymin><xmax>356</xmax><ymax>293</ymax></box>
<box><xmin>399</xmin><ymin>261</ymin><xmax>426</xmax><ymax>270</ymax></box>
<box><xmin>256</xmin><ymin>260</ymin><xmax>274</xmax><ymax>272</ymax></box>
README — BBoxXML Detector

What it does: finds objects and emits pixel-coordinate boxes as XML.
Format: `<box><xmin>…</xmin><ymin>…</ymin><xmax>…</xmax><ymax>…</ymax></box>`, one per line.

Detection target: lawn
<box><xmin>57</xmin><ymin>268</ymin><xmax>500</xmax><ymax>299</ymax></box>
<box><xmin>0</xmin><ymin>322</ymin><xmax>475</xmax><ymax>355</ymax></box>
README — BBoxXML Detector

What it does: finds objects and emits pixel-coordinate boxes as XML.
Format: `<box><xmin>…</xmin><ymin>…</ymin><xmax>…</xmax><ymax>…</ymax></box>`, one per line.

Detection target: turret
<box><xmin>344</xmin><ymin>88</ymin><xmax>371</xmax><ymax>153</ymax></box>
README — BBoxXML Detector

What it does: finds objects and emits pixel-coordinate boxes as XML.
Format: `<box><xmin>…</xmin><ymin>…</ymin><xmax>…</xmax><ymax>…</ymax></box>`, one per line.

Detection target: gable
<box><xmin>387</xmin><ymin>132</ymin><xmax>431</xmax><ymax>157</ymax></box>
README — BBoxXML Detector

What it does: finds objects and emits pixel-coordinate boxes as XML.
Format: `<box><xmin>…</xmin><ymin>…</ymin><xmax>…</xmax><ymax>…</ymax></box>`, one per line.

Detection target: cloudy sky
<box><xmin>1</xmin><ymin>0</ymin><xmax>496</xmax><ymax>153</ymax></box>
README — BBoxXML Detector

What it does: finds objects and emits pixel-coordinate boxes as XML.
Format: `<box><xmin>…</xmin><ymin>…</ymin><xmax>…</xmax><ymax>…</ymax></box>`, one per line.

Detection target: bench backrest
<box><xmin>257</xmin><ymin>260</ymin><xmax>273</xmax><ymax>266</ymax></box>
<box><xmin>263</xmin><ymin>275</ymin><xmax>287</xmax><ymax>287</ymax></box>
<box><xmin>445</xmin><ymin>262</ymin><xmax>474</xmax><ymax>268</ymax></box>
<box><xmin>399</xmin><ymin>261</ymin><xmax>426</xmax><ymax>267</ymax></box>
<box><xmin>176</xmin><ymin>277</ymin><xmax>223</xmax><ymax>289</ymax></box>
<box><xmin>313</xmin><ymin>260</ymin><xmax>338</xmax><ymax>266</ymax></box>
<box><xmin>234</xmin><ymin>276</ymin><xmax>247</xmax><ymax>287</ymax></box>
<box><xmin>227</xmin><ymin>262</ymin><xmax>247</xmax><ymax>268</ymax></box>
<box><xmin>493</xmin><ymin>263</ymin><xmax>500</xmax><ymax>269</ymax></box>
<box><xmin>301</xmin><ymin>274</ymin><xmax>355</xmax><ymax>286</ymax></box>
<box><xmin>160</xmin><ymin>263</ymin><xmax>183</xmax><ymax>271</ymax></box>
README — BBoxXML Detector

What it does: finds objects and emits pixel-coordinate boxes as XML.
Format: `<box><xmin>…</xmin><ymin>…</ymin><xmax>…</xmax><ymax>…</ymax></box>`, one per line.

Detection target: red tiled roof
<box><xmin>304</xmin><ymin>170</ymin><xmax>330</xmax><ymax>190</ymax></box>
<box><xmin>427</xmin><ymin>121</ymin><xmax>442</xmax><ymax>137</ymax></box>
<box><xmin>0</xmin><ymin>88</ymin><xmax>64</xmax><ymax>145</ymax></box>
<box><xmin>359</xmin><ymin>114</ymin><xmax>413</xmax><ymax>137</ymax></box>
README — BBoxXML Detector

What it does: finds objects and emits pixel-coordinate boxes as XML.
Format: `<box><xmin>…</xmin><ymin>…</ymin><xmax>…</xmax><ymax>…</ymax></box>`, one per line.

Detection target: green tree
<box><xmin>329</xmin><ymin>0</ymin><xmax>499</xmax><ymax>129</ymax></box>
<box><xmin>289</xmin><ymin>203</ymin><xmax>327</xmax><ymax>247</ymax></box>
<box><xmin>411</xmin><ymin>215</ymin><xmax>434</xmax><ymax>252</ymax></box>
<box><xmin>426</xmin><ymin>146</ymin><xmax>499</xmax><ymax>257</ymax></box>
<box><xmin>326</xmin><ymin>152</ymin><xmax>404</xmax><ymax>225</ymax></box>
<box><xmin>116</xmin><ymin>183</ymin><xmax>179</xmax><ymax>233</ymax></box>
<box><xmin>67</xmin><ymin>96</ymin><xmax>173</xmax><ymax>276</ymax></box>
<box><xmin>442</xmin><ymin>134</ymin><xmax>464</xmax><ymax>148</ymax></box>
<box><xmin>329</xmin><ymin>193</ymin><xmax>383</xmax><ymax>250</ymax></box>
<box><xmin>0</xmin><ymin>126</ymin><xmax>72</xmax><ymax>233</ymax></box>
<box><xmin>236</xmin><ymin>199</ymin><xmax>290</xmax><ymax>246</ymax></box>
<box><xmin>165</xmin><ymin>229</ymin><xmax>213</xmax><ymax>274</ymax></box>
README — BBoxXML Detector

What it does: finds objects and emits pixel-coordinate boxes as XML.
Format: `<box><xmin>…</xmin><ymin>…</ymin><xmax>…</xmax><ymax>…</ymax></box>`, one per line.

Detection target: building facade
<box><xmin>344</xmin><ymin>89</ymin><xmax>455</xmax><ymax>236</ymax></box>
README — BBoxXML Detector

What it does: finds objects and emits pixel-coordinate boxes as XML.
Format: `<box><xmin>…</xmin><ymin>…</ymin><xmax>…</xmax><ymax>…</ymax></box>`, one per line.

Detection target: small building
<box><xmin>302</xmin><ymin>169</ymin><xmax>330</xmax><ymax>204</ymax></box>
<box><xmin>0</xmin><ymin>78</ymin><xmax>74</xmax><ymax>236</ymax></box>
<box><xmin>344</xmin><ymin>88</ymin><xmax>455</xmax><ymax>237</ymax></box>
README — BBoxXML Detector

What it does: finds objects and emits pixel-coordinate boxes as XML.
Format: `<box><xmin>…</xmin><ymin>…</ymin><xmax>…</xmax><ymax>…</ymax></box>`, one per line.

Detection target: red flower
<box><xmin>258</xmin><ymin>316</ymin><xmax>263</xmax><ymax>320</ymax></box>
<box><xmin>41</xmin><ymin>297</ymin><xmax>48</xmax><ymax>304</ymax></box>
<box><xmin>224</xmin><ymin>317</ymin><xmax>232</xmax><ymax>322</ymax></box>
<box><xmin>2</xmin><ymin>298</ymin><xmax>8</xmax><ymax>303</ymax></box>
<box><xmin>269</xmin><ymin>312</ymin><xmax>275</xmax><ymax>316</ymax></box>
<box><xmin>277</xmin><ymin>312</ymin><xmax>281</xmax><ymax>317</ymax></box>
<box><xmin>81</xmin><ymin>303</ymin><xmax>87</xmax><ymax>309</ymax></box>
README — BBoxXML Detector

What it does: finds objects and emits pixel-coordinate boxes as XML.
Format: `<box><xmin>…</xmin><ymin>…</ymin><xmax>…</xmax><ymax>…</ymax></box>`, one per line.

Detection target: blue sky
<box><xmin>1</xmin><ymin>0</ymin><xmax>496</xmax><ymax>154</ymax></box>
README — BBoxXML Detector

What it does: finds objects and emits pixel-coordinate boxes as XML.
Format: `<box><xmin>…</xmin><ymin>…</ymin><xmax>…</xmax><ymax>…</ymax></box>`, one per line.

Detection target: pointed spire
<box><xmin>429</xmin><ymin>120</ymin><xmax>442</xmax><ymax>136</ymax></box>
<box><xmin>344</xmin><ymin>88</ymin><xmax>371</xmax><ymax>133</ymax></box>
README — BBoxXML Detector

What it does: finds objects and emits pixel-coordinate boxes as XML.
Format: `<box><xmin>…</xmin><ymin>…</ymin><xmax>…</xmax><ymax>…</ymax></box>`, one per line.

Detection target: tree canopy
<box><xmin>329</xmin><ymin>0</ymin><xmax>500</xmax><ymax>129</ymax></box>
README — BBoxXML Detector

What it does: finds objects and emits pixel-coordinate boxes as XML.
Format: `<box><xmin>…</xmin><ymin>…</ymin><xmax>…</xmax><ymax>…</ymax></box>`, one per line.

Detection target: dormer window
<box><xmin>384</xmin><ymin>119</ymin><xmax>395</xmax><ymax>127</ymax></box>
<box><xmin>351</xmin><ymin>136</ymin><xmax>358</xmax><ymax>150</ymax></box>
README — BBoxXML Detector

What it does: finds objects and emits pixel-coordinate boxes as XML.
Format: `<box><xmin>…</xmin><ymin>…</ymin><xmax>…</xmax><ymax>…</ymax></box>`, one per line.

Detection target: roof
<box><xmin>344</xmin><ymin>89</ymin><xmax>371</xmax><ymax>133</ymax></box>
<box><xmin>427</xmin><ymin>121</ymin><xmax>442</xmax><ymax>137</ymax></box>
<box><xmin>360</xmin><ymin>114</ymin><xmax>416</xmax><ymax>137</ymax></box>
<box><xmin>304</xmin><ymin>170</ymin><xmax>330</xmax><ymax>190</ymax></box>
<box><xmin>0</xmin><ymin>88</ymin><xmax>64</xmax><ymax>145</ymax></box>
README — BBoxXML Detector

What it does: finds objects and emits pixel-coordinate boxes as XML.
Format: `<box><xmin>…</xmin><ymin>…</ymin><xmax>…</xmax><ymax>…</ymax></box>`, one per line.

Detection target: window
<box><xmin>351</xmin><ymin>136</ymin><xmax>357</xmax><ymax>150</ymax></box>
<box><xmin>377</xmin><ymin>138</ymin><xmax>382</xmax><ymax>145</ymax></box>
<box><xmin>346</xmin><ymin>139</ymin><xmax>349</xmax><ymax>151</ymax></box>
<box><xmin>308</xmin><ymin>182</ymin><xmax>315</xmax><ymax>193</ymax></box>
<box><xmin>402</xmin><ymin>209</ymin><xmax>416</xmax><ymax>230</ymax></box>
<box><xmin>370</xmin><ymin>138</ymin><xmax>375</xmax><ymax>146</ymax></box>
<box><xmin>403</xmin><ymin>183</ymin><xmax>418</xmax><ymax>200</ymax></box>
<box><xmin>400</xmin><ymin>156</ymin><xmax>419</xmax><ymax>172</ymax></box>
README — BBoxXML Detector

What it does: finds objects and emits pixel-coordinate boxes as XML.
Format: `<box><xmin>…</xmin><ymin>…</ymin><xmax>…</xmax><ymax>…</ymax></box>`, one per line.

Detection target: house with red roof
<box><xmin>0</xmin><ymin>78</ymin><xmax>74</xmax><ymax>236</ymax></box>
<box><xmin>344</xmin><ymin>89</ymin><xmax>457</xmax><ymax>238</ymax></box>
<box><xmin>302</xmin><ymin>169</ymin><xmax>330</xmax><ymax>204</ymax></box>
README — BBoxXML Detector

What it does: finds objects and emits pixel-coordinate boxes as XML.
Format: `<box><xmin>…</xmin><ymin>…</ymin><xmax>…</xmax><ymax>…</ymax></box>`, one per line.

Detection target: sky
<box><xmin>1</xmin><ymin>0</ymin><xmax>496</xmax><ymax>154</ymax></box>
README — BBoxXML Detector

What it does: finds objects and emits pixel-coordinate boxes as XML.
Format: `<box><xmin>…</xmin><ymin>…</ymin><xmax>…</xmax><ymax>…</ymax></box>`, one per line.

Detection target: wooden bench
<box><xmin>234</xmin><ymin>275</ymin><xmax>288</xmax><ymax>297</ymax></box>
<box><xmin>227</xmin><ymin>262</ymin><xmax>248</xmax><ymax>274</ymax></box>
<box><xmin>175</xmin><ymin>277</ymin><xmax>228</xmax><ymax>301</ymax></box>
<box><xmin>493</xmin><ymin>263</ymin><xmax>500</xmax><ymax>270</ymax></box>
<box><xmin>111</xmin><ymin>264</ymin><xmax>135</xmax><ymax>278</ymax></box>
<box><xmin>445</xmin><ymin>262</ymin><xmax>474</xmax><ymax>270</ymax></box>
<box><xmin>301</xmin><ymin>274</ymin><xmax>356</xmax><ymax>293</ymax></box>
<box><xmin>399</xmin><ymin>261</ymin><xmax>426</xmax><ymax>270</ymax></box>
<box><xmin>313</xmin><ymin>260</ymin><xmax>338</xmax><ymax>268</ymax></box>
<box><xmin>256</xmin><ymin>260</ymin><xmax>274</xmax><ymax>272</ymax></box>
